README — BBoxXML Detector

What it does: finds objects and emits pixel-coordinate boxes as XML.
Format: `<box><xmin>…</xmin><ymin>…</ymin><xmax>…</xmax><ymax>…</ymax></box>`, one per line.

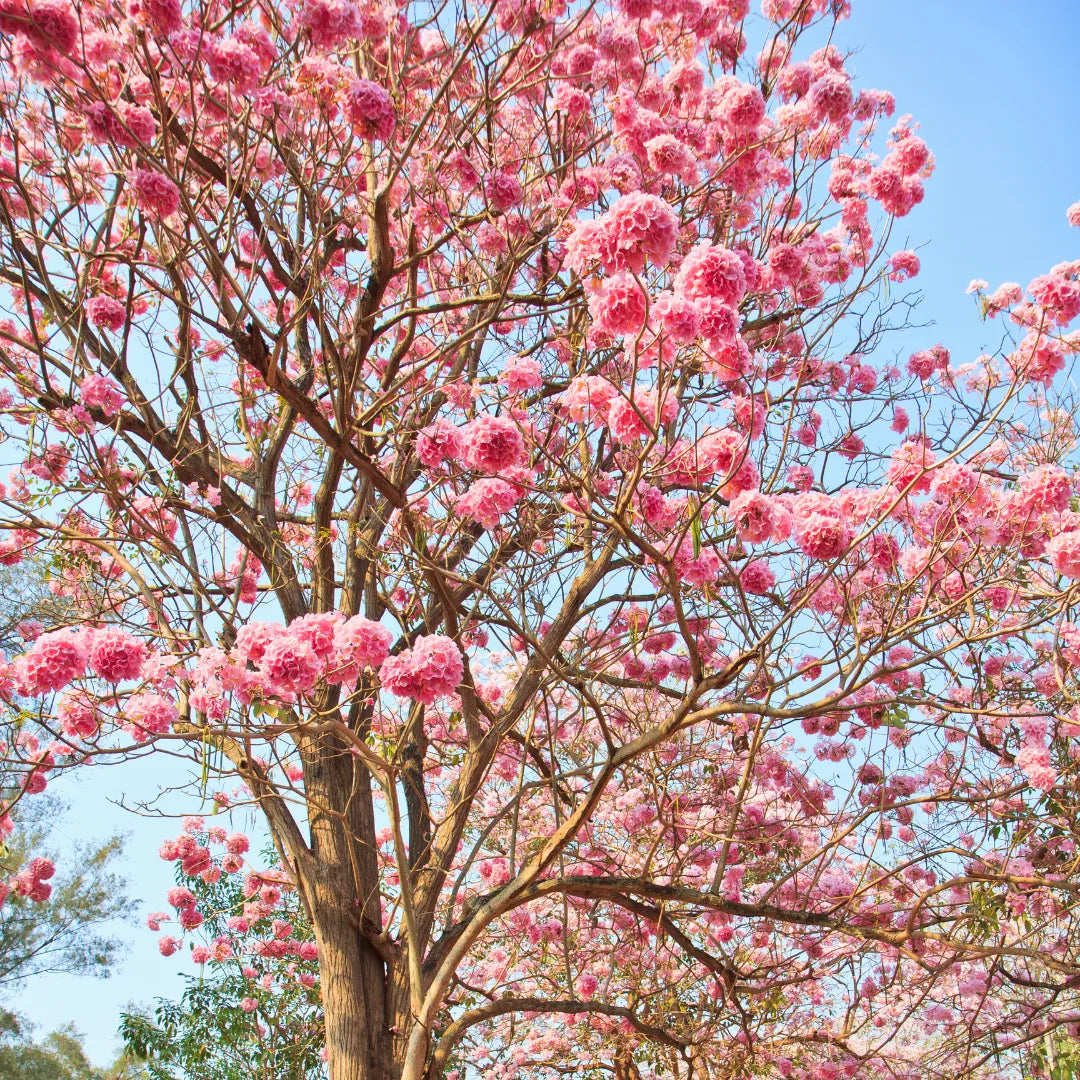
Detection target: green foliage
<box><xmin>120</xmin><ymin>842</ymin><xmax>324</xmax><ymax>1080</ymax></box>
<box><xmin>0</xmin><ymin>1010</ymin><xmax>148</xmax><ymax>1080</ymax></box>
<box><xmin>0</xmin><ymin>796</ymin><xmax>129</xmax><ymax>988</ymax></box>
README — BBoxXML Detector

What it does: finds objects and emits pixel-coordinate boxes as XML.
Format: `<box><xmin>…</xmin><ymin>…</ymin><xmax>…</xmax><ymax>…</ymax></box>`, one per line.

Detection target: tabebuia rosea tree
<box><xmin>0</xmin><ymin>0</ymin><xmax>1079</xmax><ymax>1076</ymax></box>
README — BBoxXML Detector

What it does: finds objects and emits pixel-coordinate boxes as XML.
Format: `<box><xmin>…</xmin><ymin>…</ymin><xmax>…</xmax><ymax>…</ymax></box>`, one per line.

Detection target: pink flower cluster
<box><xmin>226</xmin><ymin>613</ymin><xmax>393</xmax><ymax>698</ymax></box>
<box><xmin>15</xmin><ymin>625</ymin><xmax>148</xmax><ymax>695</ymax></box>
<box><xmin>301</xmin><ymin>0</ymin><xmax>364</xmax><ymax>48</ymax></box>
<box><xmin>565</xmin><ymin>191</ymin><xmax>678</xmax><ymax>275</ymax></box>
<box><xmin>344</xmin><ymin>79</ymin><xmax>395</xmax><ymax>142</ymax></box>
<box><xmin>379</xmin><ymin>634</ymin><xmax>464</xmax><ymax>704</ymax></box>
<box><xmin>130</xmin><ymin>168</ymin><xmax>181</xmax><ymax>219</ymax></box>
<box><xmin>9</xmin><ymin>855</ymin><xmax>55</xmax><ymax>903</ymax></box>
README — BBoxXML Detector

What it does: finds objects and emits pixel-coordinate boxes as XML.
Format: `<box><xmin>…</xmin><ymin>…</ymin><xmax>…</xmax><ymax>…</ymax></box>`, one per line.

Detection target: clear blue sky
<box><xmin>11</xmin><ymin>0</ymin><xmax>1080</xmax><ymax>1067</ymax></box>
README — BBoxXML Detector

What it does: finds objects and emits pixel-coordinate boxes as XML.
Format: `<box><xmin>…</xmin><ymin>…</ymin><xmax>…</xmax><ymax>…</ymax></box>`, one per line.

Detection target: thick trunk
<box><xmin>311</xmin><ymin>886</ymin><xmax>390</xmax><ymax>1080</ymax></box>
<box><xmin>302</xmin><ymin>727</ymin><xmax>393</xmax><ymax>1080</ymax></box>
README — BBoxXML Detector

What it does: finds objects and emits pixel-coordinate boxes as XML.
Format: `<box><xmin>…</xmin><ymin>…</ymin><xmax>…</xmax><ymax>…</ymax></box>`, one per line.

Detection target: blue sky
<box><xmin>10</xmin><ymin>0</ymin><xmax>1080</xmax><ymax>1067</ymax></box>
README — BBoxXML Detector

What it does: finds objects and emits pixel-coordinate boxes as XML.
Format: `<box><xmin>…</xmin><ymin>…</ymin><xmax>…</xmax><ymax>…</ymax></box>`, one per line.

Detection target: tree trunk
<box><xmin>302</xmin><ymin>730</ymin><xmax>392</xmax><ymax>1080</ymax></box>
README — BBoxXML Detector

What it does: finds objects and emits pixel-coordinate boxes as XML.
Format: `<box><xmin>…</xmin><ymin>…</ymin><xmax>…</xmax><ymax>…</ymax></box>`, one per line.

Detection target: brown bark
<box><xmin>302</xmin><ymin>730</ymin><xmax>393</xmax><ymax>1080</ymax></box>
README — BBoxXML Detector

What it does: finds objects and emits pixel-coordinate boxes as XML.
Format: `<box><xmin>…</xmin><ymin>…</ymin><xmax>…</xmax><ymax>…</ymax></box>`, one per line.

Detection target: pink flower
<box><xmin>566</xmin><ymin>192</ymin><xmax>678</xmax><ymax>275</ymax></box>
<box><xmin>608</xmin><ymin>391</ymin><xmax>676</xmax><ymax>444</ymax></box>
<box><xmin>456</xmin><ymin>478</ymin><xmax>520</xmax><ymax>530</ymax></box>
<box><xmin>559</xmin><ymin>377</ymin><xmax>615</xmax><ymax>423</ymax></box>
<box><xmin>888</xmin><ymin>438</ymin><xmax>936</xmax><ymax>493</ymax></box>
<box><xmin>88</xmin><ymin>628</ymin><xmax>147</xmax><ymax>682</ymax></box>
<box><xmin>808</xmin><ymin>72</ymin><xmax>853</xmax><ymax>122</ymax></box>
<box><xmin>888</xmin><ymin>250</ymin><xmax>920</xmax><ymax>282</ymax></box>
<box><xmin>124</xmin><ymin>693</ymin><xmax>178</xmax><ymax>738</ymax></box>
<box><xmin>20</xmin><ymin>0</ymin><xmax>79</xmax><ymax>53</ymax></box>
<box><xmin>240</xmin><ymin>996</ymin><xmax>258</xmax><ymax>1012</ymax></box>
<box><xmin>588</xmin><ymin>272</ymin><xmax>647</xmax><ymax>337</ymax></box>
<box><xmin>728</xmin><ymin>491</ymin><xmax>776</xmax><ymax>544</ymax></box>
<box><xmin>19</xmin><ymin>629</ymin><xmax>86</xmax><ymax>694</ymax></box>
<box><xmin>1016</xmin><ymin>744</ymin><xmax>1056</xmax><ymax>792</ymax></box>
<box><xmin>226</xmin><ymin>831</ymin><xmax>250</xmax><ymax>855</ymax></box>
<box><xmin>344</xmin><ymin>80</ymin><xmax>394</xmax><ymax>142</ymax></box>
<box><xmin>300</xmin><ymin>0</ymin><xmax>363</xmax><ymax>48</ymax></box>
<box><xmin>158</xmin><ymin>935</ymin><xmax>182</xmax><ymax>957</ymax></box>
<box><xmin>575</xmin><ymin>972</ymin><xmax>599</xmax><ymax>998</ymax></box>
<box><xmin>740</xmin><ymin>559</ymin><xmax>775</xmax><ymax>595</ymax></box>
<box><xmin>80</xmin><ymin>374</ymin><xmax>125</xmax><ymax>417</ymax></box>
<box><xmin>796</xmin><ymin>513</ymin><xmax>854</xmax><ymax>561</ymax></box>
<box><xmin>207</xmin><ymin>37</ymin><xmax>265</xmax><ymax>93</ymax></box>
<box><xmin>717</xmin><ymin>80</ymin><xmax>767</xmax><ymax>131</ymax></box>
<box><xmin>130</xmin><ymin>169</ymin><xmax>181</xmax><ymax>219</ymax></box>
<box><xmin>675</xmin><ymin>244</ymin><xmax>747</xmax><ymax>307</ymax></box>
<box><xmin>644</xmin><ymin>135</ymin><xmax>698</xmax><ymax>183</ymax></box>
<box><xmin>379</xmin><ymin>634</ymin><xmax>464</xmax><ymax>704</ymax></box>
<box><xmin>484</xmin><ymin>171</ymin><xmax>523</xmax><ymax>212</ymax></box>
<box><xmin>191</xmin><ymin>945</ymin><xmax>211</xmax><ymax>964</ymax></box>
<box><xmin>1068</xmin><ymin>202</ymin><xmax>1080</xmax><ymax>228</ymax></box>
<box><xmin>500</xmin><ymin>356</ymin><xmax>542</xmax><ymax>394</ymax></box>
<box><xmin>1047</xmin><ymin>531</ymin><xmax>1080</xmax><ymax>578</ymax></box>
<box><xmin>462</xmin><ymin>415</ymin><xmax>525</xmax><ymax>472</ymax></box>
<box><xmin>85</xmin><ymin>296</ymin><xmax>126</xmax><ymax>333</ymax></box>
<box><xmin>234</xmin><ymin>621</ymin><xmax>281</xmax><ymax>665</ymax></box>
<box><xmin>130</xmin><ymin>0</ymin><xmax>182</xmax><ymax>36</ymax></box>
<box><xmin>259</xmin><ymin>636</ymin><xmax>320</xmax><ymax>695</ymax></box>
<box><xmin>1020</xmin><ymin>465</ymin><xmax>1072</xmax><ymax>515</ymax></box>
<box><xmin>328</xmin><ymin>616</ymin><xmax>393</xmax><ymax>683</ymax></box>
<box><xmin>416</xmin><ymin>419</ymin><xmax>464</xmax><ymax>468</ymax></box>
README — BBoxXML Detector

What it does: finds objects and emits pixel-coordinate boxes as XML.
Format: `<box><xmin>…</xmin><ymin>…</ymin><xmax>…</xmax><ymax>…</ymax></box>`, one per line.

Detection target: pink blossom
<box><xmin>559</xmin><ymin>377</ymin><xmax>616</xmax><ymax>423</ymax></box>
<box><xmin>888</xmin><ymin>438</ymin><xmax>936</xmax><ymax>494</ymax></box>
<box><xmin>125</xmin><ymin>693</ymin><xmax>178</xmax><ymax>738</ymax></box>
<box><xmin>1015</xmin><ymin>744</ymin><xmax>1056</xmax><ymax>792</ymax></box>
<box><xmin>808</xmin><ymin>72</ymin><xmax>853</xmax><ymax>122</ymax></box>
<box><xmin>18</xmin><ymin>629</ymin><xmax>86</xmax><ymax>694</ymax></box>
<box><xmin>608</xmin><ymin>391</ymin><xmax>676</xmax><ymax>444</ymax></box>
<box><xmin>207</xmin><ymin>37</ymin><xmax>265</xmax><ymax>92</ymax></box>
<box><xmin>130</xmin><ymin>0</ymin><xmax>182</xmax><ymax>35</ymax></box>
<box><xmin>225</xmin><ymin>832</ymin><xmax>250</xmax><ymax>855</ymax></box>
<box><xmin>88</xmin><ymin>628</ymin><xmax>147</xmax><ymax>683</ymax></box>
<box><xmin>796</xmin><ymin>513</ymin><xmax>854</xmax><ymax>561</ymax></box>
<box><xmin>456</xmin><ymin>478</ymin><xmax>521</xmax><ymax>530</ymax></box>
<box><xmin>728</xmin><ymin>491</ymin><xmax>776</xmax><ymax>544</ymax></box>
<box><xmin>130</xmin><ymin>169</ymin><xmax>181</xmax><ymax>219</ymax></box>
<box><xmin>416</xmin><ymin>419</ymin><xmax>464</xmax><ymax>468</ymax></box>
<box><xmin>328</xmin><ymin>615</ymin><xmax>392</xmax><ymax>683</ymax></box>
<box><xmin>1068</xmin><ymin>202</ymin><xmax>1080</xmax><ymax>228</ymax></box>
<box><xmin>300</xmin><ymin>0</ymin><xmax>363</xmax><ymax>48</ymax></box>
<box><xmin>1047</xmin><ymin>531</ymin><xmax>1080</xmax><ymax>578</ymax></box>
<box><xmin>344</xmin><ymin>80</ymin><xmax>395</xmax><ymax>142</ymax></box>
<box><xmin>484</xmin><ymin>171</ymin><xmax>523</xmax><ymax>212</ymax></box>
<box><xmin>499</xmin><ymin>357</ymin><xmax>542</xmax><ymax>394</ymax></box>
<box><xmin>379</xmin><ymin>634</ymin><xmax>464</xmax><ymax>704</ymax></box>
<box><xmin>85</xmin><ymin>297</ymin><xmax>126</xmax><ymax>333</ymax></box>
<box><xmin>675</xmin><ymin>244</ymin><xmax>747</xmax><ymax>307</ymax></box>
<box><xmin>888</xmin><ymin>250</ymin><xmax>920</xmax><ymax>282</ymax></box>
<box><xmin>739</xmin><ymin>559</ymin><xmax>775</xmax><ymax>595</ymax></box>
<box><xmin>566</xmin><ymin>192</ymin><xmax>678</xmax><ymax>275</ymax></box>
<box><xmin>158</xmin><ymin>935</ymin><xmax>181</xmax><ymax>957</ymax></box>
<box><xmin>588</xmin><ymin>272</ymin><xmax>647</xmax><ymax>337</ymax></box>
<box><xmin>259</xmin><ymin>636</ymin><xmax>320</xmax><ymax>695</ymax></box>
<box><xmin>462</xmin><ymin>415</ymin><xmax>525</xmax><ymax>472</ymax></box>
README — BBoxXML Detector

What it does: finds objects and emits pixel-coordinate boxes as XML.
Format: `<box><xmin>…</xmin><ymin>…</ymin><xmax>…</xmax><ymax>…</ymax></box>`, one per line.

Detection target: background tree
<box><xmin>0</xmin><ymin>1009</ymin><xmax>149</xmax><ymax>1080</ymax></box>
<box><xmin>0</xmin><ymin>794</ymin><xmax>128</xmax><ymax>989</ymax></box>
<box><xmin>0</xmin><ymin>2</ymin><xmax>1077</xmax><ymax>1080</ymax></box>
<box><xmin>120</xmin><ymin>829</ymin><xmax>323</xmax><ymax>1080</ymax></box>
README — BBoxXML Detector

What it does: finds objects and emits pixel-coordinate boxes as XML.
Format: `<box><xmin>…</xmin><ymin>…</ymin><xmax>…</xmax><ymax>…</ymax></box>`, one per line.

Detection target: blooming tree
<box><xmin>0</xmin><ymin>0</ymin><xmax>1079</xmax><ymax>1078</ymax></box>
